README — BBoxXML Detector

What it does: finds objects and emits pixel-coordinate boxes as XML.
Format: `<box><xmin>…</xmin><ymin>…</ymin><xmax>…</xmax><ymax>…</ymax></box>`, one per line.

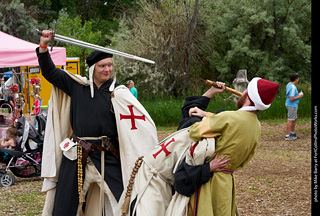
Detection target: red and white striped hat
<box><xmin>247</xmin><ymin>77</ymin><xmax>280</xmax><ymax>111</ymax></box>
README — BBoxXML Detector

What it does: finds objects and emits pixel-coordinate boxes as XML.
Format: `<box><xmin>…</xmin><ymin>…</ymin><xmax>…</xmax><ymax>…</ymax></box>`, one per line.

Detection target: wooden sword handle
<box><xmin>205</xmin><ymin>80</ymin><xmax>243</xmax><ymax>97</ymax></box>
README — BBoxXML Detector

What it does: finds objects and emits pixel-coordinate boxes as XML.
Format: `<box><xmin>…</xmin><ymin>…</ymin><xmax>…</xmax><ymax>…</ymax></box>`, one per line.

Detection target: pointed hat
<box><xmin>247</xmin><ymin>77</ymin><xmax>280</xmax><ymax>111</ymax></box>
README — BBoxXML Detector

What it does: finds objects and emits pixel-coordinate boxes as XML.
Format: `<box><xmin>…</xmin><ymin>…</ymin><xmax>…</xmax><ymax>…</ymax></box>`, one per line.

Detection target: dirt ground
<box><xmin>235</xmin><ymin>122</ymin><xmax>311</xmax><ymax>215</ymax></box>
<box><xmin>153</xmin><ymin>122</ymin><xmax>312</xmax><ymax>215</ymax></box>
<box><xmin>0</xmin><ymin>122</ymin><xmax>312</xmax><ymax>215</ymax></box>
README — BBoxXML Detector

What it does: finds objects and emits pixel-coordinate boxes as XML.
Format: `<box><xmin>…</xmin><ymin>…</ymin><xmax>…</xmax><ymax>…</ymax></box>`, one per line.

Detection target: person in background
<box><xmin>17</xmin><ymin>94</ymin><xmax>25</xmax><ymax>117</ymax></box>
<box><xmin>1</xmin><ymin>126</ymin><xmax>18</xmax><ymax>150</ymax></box>
<box><xmin>0</xmin><ymin>125</ymin><xmax>18</xmax><ymax>168</ymax></box>
<box><xmin>126</xmin><ymin>80</ymin><xmax>138</xmax><ymax>99</ymax></box>
<box><xmin>285</xmin><ymin>73</ymin><xmax>303</xmax><ymax>140</ymax></box>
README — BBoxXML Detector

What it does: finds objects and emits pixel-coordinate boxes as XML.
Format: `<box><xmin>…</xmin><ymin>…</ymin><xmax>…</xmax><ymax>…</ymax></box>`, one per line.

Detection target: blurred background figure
<box><xmin>126</xmin><ymin>80</ymin><xmax>138</xmax><ymax>99</ymax></box>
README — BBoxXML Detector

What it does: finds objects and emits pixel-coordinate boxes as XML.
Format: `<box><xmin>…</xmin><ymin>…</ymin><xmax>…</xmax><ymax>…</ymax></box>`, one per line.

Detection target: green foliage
<box><xmin>111</xmin><ymin>0</ymin><xmax>311</xmax><ymax>96</ymax></box>
<box><xmin>0</xmin><ymin>0</ymin><xmax>46</xmax><ymax>43</ymax></box>
<box><xmin>0</xmin><ymin>0</ymin><xmax>311</xmax><ymax>99</ymax></box>
<box><xmin>201</xmin><ymin>0</ymin><xmax>311</xmax><ymax>83</ymax></box>
<box><xmin>53</xmin><ymin>12</ymin><xmax>103</xmax><ymax>75</ymax></box>
<box><xmin>141</xmin><ymin>82</ymin><xmax>311</xmax><ymax>127</ymax></box>
<box><xmin>53</xmin><ymin>0</ymin><xmax>139</xmax><ymax>44</ymax></box>
<box><xmin>141</xmin><ymin>98</ymin><xmax>185</xmax><ymax>127</ymax></box>
<box><xmin>112</xmin><ymin>0</ymin><xmax>192</xmax><ymax>96</ymax></box>
<box><xmin>141</xmin><ymin>92</ymin><xmax>238</xmax><ymax>127</ymax></box>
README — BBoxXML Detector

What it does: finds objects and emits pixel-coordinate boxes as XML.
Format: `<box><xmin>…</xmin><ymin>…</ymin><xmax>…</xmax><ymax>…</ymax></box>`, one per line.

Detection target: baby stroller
<box><xmin>0</xmin><ymin>115</ymin><xmax>46</xmax><ymax>187</ymax></box>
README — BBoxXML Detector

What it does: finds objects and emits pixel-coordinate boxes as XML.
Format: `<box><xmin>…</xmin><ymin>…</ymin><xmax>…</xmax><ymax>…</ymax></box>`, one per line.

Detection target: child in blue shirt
<box><xmin>285</xmin><ymin>73</ymin><xmax>303</xmax><ymax>140</ymax></box>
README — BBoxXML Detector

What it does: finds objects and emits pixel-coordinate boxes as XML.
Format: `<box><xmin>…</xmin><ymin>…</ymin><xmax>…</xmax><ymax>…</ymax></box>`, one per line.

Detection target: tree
<box><xmin>0</xmin><ymin>0</ymin><xmax>46</xmax><ymax>43</ymax></box>
<box><xmin>112</xmin><ymin>0</ymin><xmax>205</xmax><ymax>97</ymax></box>
<box><xmin>27</xmin><ymin>0</ymin><xmax>310</xmax><ymax>98</ymax></box>
<box><xmin>200</xmin><ymin>0</ymin><xmax>311</xmax><ymax>83</ymax></box>
<box><xmin>182</xmin><ymin>0</ymin><xmax>200</xmax><ymax>95</ymax></box>
<box><xmin>56</xmin><ymin>0</ymin><xmax>139</xmax><ymax>44</ymax></box>
<box><xmin>53</xmin><ymin>11</ymin><xmax>102</xmax><ymax>76</ymax></box>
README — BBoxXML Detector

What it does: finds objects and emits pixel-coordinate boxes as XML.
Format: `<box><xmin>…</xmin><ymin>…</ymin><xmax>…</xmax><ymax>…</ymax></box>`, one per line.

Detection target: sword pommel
<box><xmin>33</xmin><ymin>29</ymin><xmax>42</xmax><ymax>36</ymax></box>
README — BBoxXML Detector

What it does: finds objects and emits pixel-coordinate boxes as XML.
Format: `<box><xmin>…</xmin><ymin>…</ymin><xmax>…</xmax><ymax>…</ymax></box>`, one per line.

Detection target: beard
<box><xmin>237</xmin><ymin>91</ymin><xmax>248</xmax><ymax>109</ymax></box>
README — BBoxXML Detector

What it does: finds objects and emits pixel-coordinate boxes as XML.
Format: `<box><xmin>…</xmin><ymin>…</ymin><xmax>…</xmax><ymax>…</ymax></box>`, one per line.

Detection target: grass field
<box><xmin>0</xmin><ymin>120</ymin><xmax>311</xmax><ymax>215</ymax></box>
<box><xmin>141</xmin><ymin>82</ymin><xmax>311</xmax><ymax>127</ymax></box>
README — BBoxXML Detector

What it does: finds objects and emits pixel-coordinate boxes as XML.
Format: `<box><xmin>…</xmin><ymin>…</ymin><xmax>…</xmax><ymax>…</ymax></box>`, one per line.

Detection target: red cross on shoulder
<box><xmin>120</xmin><ymin>105</ymin><xmax>146</xmax><ymax>130</ymax></box>
<box><xmin>153</xmin><ymin>138</ymin><xmax>175</xmax><ymax>159</ymax></box>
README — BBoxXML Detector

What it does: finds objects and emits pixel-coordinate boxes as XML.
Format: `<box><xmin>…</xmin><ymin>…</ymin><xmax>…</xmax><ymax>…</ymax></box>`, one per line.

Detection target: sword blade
<box><xmin>34</xmin><ymin>29</ymin><xmax>155</xmax><ymax>64</ymax></box>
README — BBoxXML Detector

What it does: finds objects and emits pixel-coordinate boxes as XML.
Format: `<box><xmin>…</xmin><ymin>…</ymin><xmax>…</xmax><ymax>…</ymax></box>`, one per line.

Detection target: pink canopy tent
<box><xmin>0</xmin><ymin>31</ymin><xmax>66</xmax><ymax>67</ymax></box>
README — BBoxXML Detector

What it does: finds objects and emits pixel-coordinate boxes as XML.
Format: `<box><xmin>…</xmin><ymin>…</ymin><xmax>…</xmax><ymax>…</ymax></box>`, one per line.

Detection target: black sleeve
<box><xmin>173</xmin><ymin>160</ymin><xmax>213</xmax><ymax>197</ymax></box>
<box><xmin>177</xmin><ymin>96</ymin><xmax>210</xmax><ymax>130</ymax></box>
<box><xmin>36</xmin><ymin>47</ymin><xmax>74</xmax><ymax>95</ymax></box>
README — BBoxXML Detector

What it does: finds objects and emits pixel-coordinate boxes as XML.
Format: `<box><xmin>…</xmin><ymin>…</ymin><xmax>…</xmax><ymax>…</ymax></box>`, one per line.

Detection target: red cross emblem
<box><xmin>63</xmin><ymin>142</ymin><xmax>70</xmax><ymax>149</ymax></box>
<box><xmin>189</xmin><ymin>141</ymin><xmax>199</xmax><ymax>158</ymax></box>
<box><xmin>120</xmin><ymin>105</ymin><xmax>146</xmax><ymax>130</ymax></box>
<box><xmin>153</xmin><ymin>138</ymin><xmax>175</xmax><ymax>159</ymax></box>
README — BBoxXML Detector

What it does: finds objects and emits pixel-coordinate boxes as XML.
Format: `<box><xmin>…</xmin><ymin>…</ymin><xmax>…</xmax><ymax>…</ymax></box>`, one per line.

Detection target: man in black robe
<box><xmin>38</xmin><ymin>30</ymin><xmax>123</xmax><ymax>215</ymax></box>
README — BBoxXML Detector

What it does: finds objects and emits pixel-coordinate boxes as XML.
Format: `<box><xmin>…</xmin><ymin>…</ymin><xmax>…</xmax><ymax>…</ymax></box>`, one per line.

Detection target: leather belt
<box><xmin>221</xmin><ymin>168</ymin><xmax>234</xmax><ymax>174</ymax></box>
<box><xmin>72</xmin><ymin>133</ymin><xmax>120</xmax><ymax>164</ymax></box>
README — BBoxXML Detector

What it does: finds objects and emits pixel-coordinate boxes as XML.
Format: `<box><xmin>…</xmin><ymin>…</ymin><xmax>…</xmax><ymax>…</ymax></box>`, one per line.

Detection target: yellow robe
<box><xmin>188</xmin><ymin>110</ymin><xmax>261</xmax><ymax>216</ymax></box>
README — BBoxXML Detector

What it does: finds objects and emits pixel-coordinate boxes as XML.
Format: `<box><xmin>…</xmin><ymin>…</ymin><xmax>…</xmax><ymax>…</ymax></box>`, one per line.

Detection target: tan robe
<box><xmin>188</xmin><ymin>110</ymin><xmax>261</xmax><ymax>216</ymax></box>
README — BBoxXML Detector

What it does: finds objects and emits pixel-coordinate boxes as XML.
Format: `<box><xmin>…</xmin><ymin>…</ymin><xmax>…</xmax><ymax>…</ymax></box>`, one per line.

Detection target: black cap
<box><xmin>86</xmin><ymin>51</ymin><xmax>113</xmax><ymax>67</ymax></box>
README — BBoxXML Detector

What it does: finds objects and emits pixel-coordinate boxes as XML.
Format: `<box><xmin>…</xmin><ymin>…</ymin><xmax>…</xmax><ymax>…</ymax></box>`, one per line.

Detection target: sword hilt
<box><xmin>33</xmin><ymin>22</ymin><xmax>56</xmax><ymax>52</ymax></box>
<box><xmin>33</xmin><ymin>29</ymin><xmax>55</xmax><ymax>38</ymax></box>
<box><xmin>205</xmin><ymin>80</ymin><xmax>243</xmax><ymax>97</ymax></box>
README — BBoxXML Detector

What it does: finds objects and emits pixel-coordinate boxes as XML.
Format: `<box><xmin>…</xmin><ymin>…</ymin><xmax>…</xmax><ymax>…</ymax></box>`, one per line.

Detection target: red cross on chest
<box><xmin>120</xmin><ymin>105</ymin><xmax>146</xmax><ymax>130</ymax></box>
<box><xmin>153</xmin><ymin>138</ymin><xmax>175</xmax><ymax>159</ymax></box>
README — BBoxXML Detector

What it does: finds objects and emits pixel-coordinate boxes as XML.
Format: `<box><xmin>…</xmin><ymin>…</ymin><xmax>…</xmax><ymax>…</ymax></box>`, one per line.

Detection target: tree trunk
<box><xmin>183</xmin><ymin>0</ymin><xmax>199</xmax><ymax>96</ymax></box>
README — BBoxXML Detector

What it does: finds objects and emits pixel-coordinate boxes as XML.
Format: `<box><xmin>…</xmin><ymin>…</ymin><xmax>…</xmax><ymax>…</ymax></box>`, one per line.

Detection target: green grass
<box><xmin>141</xmin><ymin>82</ymin><xmax>311</xmax><ymax>127</ymax></box>
<box><xmin>0</xmin><ymin>178</ymin><xmax>44</xmax><ymax>215</ymax></box>
<box><xmin>141</xmin><ymin>97</ymin><xmax>184</xmax><ymax>127</ymax></box>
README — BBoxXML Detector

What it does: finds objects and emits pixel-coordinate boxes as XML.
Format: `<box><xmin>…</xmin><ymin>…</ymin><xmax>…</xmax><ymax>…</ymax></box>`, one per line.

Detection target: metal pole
<box><xmin>27</xmin><ymin>72</ymin><xmax>30</xmax><ymax>114</ymax></box>
<box><xmin>0</xmin><ymin>72</ymin><xmax>36</xmax><ymax>75</ymax></box>
<box><xmin>81</xmin><ymin>49</ymin><xmax>85</xmax><ymax>76</ymax></box>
